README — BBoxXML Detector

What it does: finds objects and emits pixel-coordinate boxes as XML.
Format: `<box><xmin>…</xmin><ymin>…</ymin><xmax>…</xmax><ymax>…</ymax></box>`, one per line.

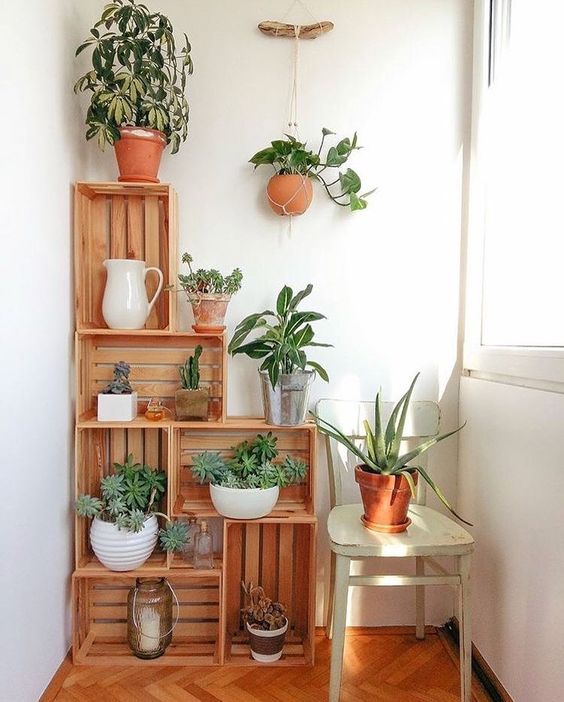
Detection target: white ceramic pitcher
<box><xmin>102</xmin><ymin>259</ymin><xmax>164</xmax><ymax>329</ymax></box>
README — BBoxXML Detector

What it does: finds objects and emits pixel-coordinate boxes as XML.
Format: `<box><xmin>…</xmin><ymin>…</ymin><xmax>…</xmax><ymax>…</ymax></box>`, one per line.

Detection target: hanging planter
<box><xmin>266</xmin><ymin>174</ymin><xmax>313</xmax><ymax>216</ymax></box>
<box><xmin>250</xmin><ymin>130</ymin><xmax>375</xmax><ymax>216</ymax></box>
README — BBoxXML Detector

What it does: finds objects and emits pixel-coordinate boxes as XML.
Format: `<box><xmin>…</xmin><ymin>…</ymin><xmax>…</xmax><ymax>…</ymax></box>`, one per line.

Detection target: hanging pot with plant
<box><xmin>177</xmin><ymin>253</ymin><xmax>243</xmax><ymax>333</ymax></box>
<box><xmin>74</xmin><ymin>0</ymin><xmax>193</xmax><ymax>182</ymax></box>
<box><xmin>229</xmin><ymin>283</ymin><xmax>332</xmax><ymax>425</ymax></box>
<box><xmin>249</xmin><ymin>129</ymin><xmax>375</xmax><ymax>215</ymax></box>
<box><xmin>312</xmin><ymin>374</ymin><xmax>473</xmax><ymax>533</ymax></box>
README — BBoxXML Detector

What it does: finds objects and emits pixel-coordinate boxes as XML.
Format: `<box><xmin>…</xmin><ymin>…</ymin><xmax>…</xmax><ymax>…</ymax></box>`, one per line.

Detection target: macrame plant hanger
<box><xmin>258</xmin><ymin>1</ymin><xmax>333</xmax><ymax>227</ymax></box>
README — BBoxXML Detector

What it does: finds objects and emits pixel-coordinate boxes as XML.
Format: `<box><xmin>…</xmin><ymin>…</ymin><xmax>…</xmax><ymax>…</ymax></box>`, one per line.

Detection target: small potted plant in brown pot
<box><xmin>178</xmin><ymin>253</ymin><xmax>243</xmax><ymax>333</ymax></box>
<box><xmin>97</xmin><ymin>361</ymin><xmax>138</xmax><ymax>421</ymax></box>
<box><xmin>313</xmin><ymin>374</ymin><xmax>472</xmax><ymax>533</ymax></box>
<box><xmin>241</xmin><ymin>582</ymin><xmax>288</xmax><ymax>662</ymax></box>
<box><xmin>175</xmin><ymin>346</ymin><xmax>209</xmax><ymax>420</ymax></box>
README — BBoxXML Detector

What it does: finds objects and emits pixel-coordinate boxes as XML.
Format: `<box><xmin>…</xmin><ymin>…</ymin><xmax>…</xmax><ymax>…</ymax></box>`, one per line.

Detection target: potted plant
<box><xmin>191</xmin><ymin>433</ymin><xmax>307</xmax><ymax>519</ymax></box>
<box><xmin>312</xmin><ymin>374</ymin><xmax>472</xmax><ymax>533</ymax></box>
<box><xmin>97</xmin><ymin>361</ymin><xmax>138</xmax><ymax>421</ymax></box>
<box><xmin>178</xmin><ymin>253</ymin><xmax>243</xmax><ymax>333</ymax></box>
<box><xmin>228</xmin><ymin>284</ymin><xmax>331</xmax><ymax>425</ymax></box>
<box><xmin>175</xmin><ymin>345</ymin><xmax>209</xmax><ymax>420</ymax></box>
<box><xmin>74</xmin><ymin>0</ymin><xmax>193</xmax><ymax>182</ymax></box>
<box><xmin>249</xmin><ymin>129</ymin><xmax>375</xmax><ymax>215</ymax></box>
<box><xmin>75</xmin><ymin>454</ymin><xmax>188</xmax><ymax>571</ymax></box>
<box><xmin>241</xmin><ymin>582</ymin><xmax>288</xmax><ymax>662</ymax></box>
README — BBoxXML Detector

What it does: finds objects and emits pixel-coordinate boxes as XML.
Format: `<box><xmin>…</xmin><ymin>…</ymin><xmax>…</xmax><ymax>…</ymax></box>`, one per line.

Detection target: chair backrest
<box><xmin>315</xmin><ymin>399</ymin><xmax>440</xmax><ymax>509</ymax></box>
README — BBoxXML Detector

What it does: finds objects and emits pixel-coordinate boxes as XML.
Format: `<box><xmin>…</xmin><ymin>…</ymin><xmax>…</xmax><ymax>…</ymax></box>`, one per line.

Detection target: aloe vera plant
<box><xmin>312</xmin><ymin>374</ymin><xmax>472</xmax><ymax>525</ymax></box>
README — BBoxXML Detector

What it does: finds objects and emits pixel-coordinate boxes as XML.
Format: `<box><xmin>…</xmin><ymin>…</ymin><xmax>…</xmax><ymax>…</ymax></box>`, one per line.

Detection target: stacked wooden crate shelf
<box><xmin>72</xmin><ymin>181</ymin><xmax>317</xmax><ymax>667</ymax></box>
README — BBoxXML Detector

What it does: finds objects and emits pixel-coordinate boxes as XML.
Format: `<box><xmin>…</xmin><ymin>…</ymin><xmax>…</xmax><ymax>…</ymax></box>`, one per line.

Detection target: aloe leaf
<box><xmin>399</xmin><ymin>469</ymin><xmax>417</xmax><ymax>499</ymax></box>
<box><xmin>392</xmin><ymin>423</ymin><xmax>466</xmax><ymax>470</ymax></box>
<box><xmin>388</xmin><ymin>373</ymin><xmax>419</xmax><ymax>464</ymax></box>
<box><xmin>311</xmin><ymin>413</ymin><xmax>378</xmax><ymax>470</ymax></box>
<box><xmin>363</xmin><ymin>419</ymin><xmax>377</xmax><ymax>463</ymax></box>
<box><xmin>373</xmin><ymin>392</ymin><xmax>387</xmax><ymax>468</ymax></box>
<box><xmin>415</xmin><ymin>465</ymin><xmax>473</xmax><ymax>526</ymax></box>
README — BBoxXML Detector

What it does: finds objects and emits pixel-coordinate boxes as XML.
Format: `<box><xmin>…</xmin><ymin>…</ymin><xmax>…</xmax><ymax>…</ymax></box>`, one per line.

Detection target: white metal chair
<box><xmin>317</xmin><ymin>399</ymin><xmax>474</xmax><ymax>702</ymax></box>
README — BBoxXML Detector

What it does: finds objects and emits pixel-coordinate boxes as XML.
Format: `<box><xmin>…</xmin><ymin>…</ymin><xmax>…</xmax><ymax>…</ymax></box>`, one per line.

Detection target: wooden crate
<box><xmin>74</xmin><ymin>182</ymin><xmax>178</xmax><ymax>331</ymax></box>
<box><xmin>72</xmin><ymin>574</ymin><xmax>222</xmax><ymax>665</ymax></box>
<box><xmin>171</xmin><ymin>420</ymin><xmax>316</xmax><ymax>517</ymax></box>
<box><xmin>74</xmin><ymin>426</ymin><xmax>171</xmax><ymax>571</ymax></box>
<box><xmin>76</xmin><ymin>331</ymin><xmax>226</xmax><ymax>423</ymax></box>
<box><xmin>222</xmin><ymin>519</ymin><xmax>317</xmax><ymax>666</ymax></box>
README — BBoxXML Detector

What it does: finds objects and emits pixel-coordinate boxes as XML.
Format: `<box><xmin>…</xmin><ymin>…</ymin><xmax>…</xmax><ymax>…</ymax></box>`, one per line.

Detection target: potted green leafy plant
<box><xmin>97</xmin><ymin>361</ymin><xmax>138</xmax><ymax>421</ymax></box>
<box><xmin>175</xmin><ymin>345</ymin><xmax>209</xmax><ymax>420</ymax></box>
<box><xmin>228</xmin><ymin>284</ymin><xmax>331</xmax><ymax>425</ymax></box>
<box><xmin>249</xmin><ymin>129</ymin><xmax>375</xmax><ymax>215</ymax></box>
<box><xmin>242</xmin><ymin>582</ymin><xmax>288</xmax><ymax>662</ymax></box>
<box><xmin>74</xmin><ymin>0</ymin><xmax>193</xmax><ymax>182</ymax></box>
<box><xmin>178</xmin><ymin>253</ymin><xmax>243</xmax><ymax>333</ymax></box>
<box><xmin>312</xmin><ymin>374</ymin><xmax>472</xmax><ymax>533</ymax></box>
<box><xmin>75</xmin><ymin>454</ymin><xmax>187</xmax><ymax>571</ymax></box>
<box><xmin>191</xmin><ymin>433</ymin><xmax>307</xmax><ymax>519</ymax></box>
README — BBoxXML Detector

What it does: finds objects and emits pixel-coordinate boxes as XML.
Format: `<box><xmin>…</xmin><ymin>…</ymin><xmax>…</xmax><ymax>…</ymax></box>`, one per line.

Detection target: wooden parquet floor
<box><xmin>43</xmin><ymin>628</ymin><xmax>493</xmax><ymax>702</ymax></box>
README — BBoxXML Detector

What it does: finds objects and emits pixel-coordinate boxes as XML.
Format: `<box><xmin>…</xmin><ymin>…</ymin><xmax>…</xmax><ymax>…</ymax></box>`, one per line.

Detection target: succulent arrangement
<box><xmin>241</xmin><ymin>582</ymin><xmax>287</xmax><ymax>631</ymax></box>
<box><xmin>249</xmin><ymin>129</ymin><xmax>375</xmax><ymax>211</ymax></box>
<box><xmin>191</xmin><ymin>432</ymin><xmax>307</xmax><ymax>489</ymax></box>
<box><xmin>178</xmin><ymin>253</ymin><xmax>243</xmax><ymax>296</ymax></box>
<box><xmin>103</xmin><ymin>361</ymin><xmax>133</xmax><ymax>394</ymax></box>
<box><xmin>74</xmin><ymin>0</ymin><xmax>193</xmax><ymax>152</ymax></box>
<box><xmin>228</xmin><ymin>283</ymin><xmax>332</xmax><ymax>389</ymax></box>
<box><xmin>312</xmin><ymin>374</ymin><xmax>472</xmax><ymax>525</ymax></box>
<box><xmin>75</xmin><ymin>453</ymin><xmax>187</xmax><ymax>551</ymax></box>
<box><xmin>179</xmin><ymin>345</ymin><xmax>202</xmax><ymax>390</ymax></box>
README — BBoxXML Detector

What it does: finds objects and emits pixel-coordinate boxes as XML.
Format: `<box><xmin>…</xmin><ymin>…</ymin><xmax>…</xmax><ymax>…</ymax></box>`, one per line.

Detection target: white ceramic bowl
<box><xmin>90</xmin><ymin>514</ymin><xmax>158</xmax><ymax>571</ymax></box>
<box><xmin>209</xmin><ymin>484</ymin><xmax>279</xmax><ymax>519</ymax></box>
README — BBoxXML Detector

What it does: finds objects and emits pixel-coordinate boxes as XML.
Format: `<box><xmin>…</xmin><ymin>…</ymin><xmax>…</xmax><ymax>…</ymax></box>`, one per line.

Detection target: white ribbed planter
<box><xmin>209</xmin><ymin>484</ymin><xmax>279</xmax><ymax>519</ymax></box>
<box><xmin>90</xmin><ymin>515</ymin><xmax>158</xmax><ymax>571</ymax></box>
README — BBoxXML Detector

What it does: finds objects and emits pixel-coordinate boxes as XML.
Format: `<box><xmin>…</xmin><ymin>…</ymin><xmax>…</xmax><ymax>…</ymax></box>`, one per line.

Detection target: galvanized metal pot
<box><xmin>259</xmin><ymin>370</ymin><xmax>315</xmax><ymax>426</ymax></box>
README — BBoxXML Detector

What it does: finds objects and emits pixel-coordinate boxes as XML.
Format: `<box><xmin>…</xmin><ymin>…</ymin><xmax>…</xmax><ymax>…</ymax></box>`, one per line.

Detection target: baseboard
<box><xmin>444</xmin><ymin>618</ymin><xmax>514</xmax><ymax>702</ymax></box>
<box><xmin>38</xmin><ymin>650</ymin><xmax>72</xmax><ymax>702</ymax></box>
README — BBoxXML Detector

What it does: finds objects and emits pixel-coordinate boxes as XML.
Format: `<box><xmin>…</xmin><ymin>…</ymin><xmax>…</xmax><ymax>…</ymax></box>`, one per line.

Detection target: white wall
<box><xmin>458</xmin><ymin>378</ymin><xmax>564</xmax><ymax>702</ymax></box>
<box><xmin>0</xmin><ymin>1</ymin><xmax>88</xmax><ymax>700</ymax></box>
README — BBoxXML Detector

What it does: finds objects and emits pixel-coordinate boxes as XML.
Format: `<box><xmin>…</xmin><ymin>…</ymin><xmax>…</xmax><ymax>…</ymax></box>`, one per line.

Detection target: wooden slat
<box><xmin>126</xmin><ymin>195</ymin><xmax>144</xmax><ymax>260</ymax></box>
<box><xmin>110</xmin><ymin>196</ymin><xmax>127</xmax><ymax>258</ymax></box>
<box><xmin>278</xmin><ymin>524</ymin><xmax>294</xmax><ymax>620</ymax></box>
<box><xmin>260</xmin><ymin>524</ymin><xmax>278</xmax><ymax>601</ymax></box>
<box><xmin>144</xmin><ymin>196</ymin><xmax>160</xmax><ymax>329</ymax></box>
<box><xmin>89</xmin><ymin>197</ymin><xmax>108</xmax><ymax>328</ymax></box>
<box><xmin>244</xmin><ymin>524</ymin><xmax>260</xmax><ymax>589</ymax></box>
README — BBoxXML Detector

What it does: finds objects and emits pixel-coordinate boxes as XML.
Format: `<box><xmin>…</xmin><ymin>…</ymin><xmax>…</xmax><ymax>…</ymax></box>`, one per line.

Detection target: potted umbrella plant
<box><xmin>177</xmin><ymin>253</ymin><xmax>243</xmax><ymax>333</ymax></box>
<box><xmin>74</xmin><ymin>0</ymin><xmax>193</xmax><ymax>182</ymax></box>
<box><xmin>191</xmin><ymin>432</ymin><xmax>307</xmax><ymax>519</ymax></box>
<box><xmin>249</xmin><ymin>129</ymin><xmax>375</xmax><ymax>215</ymax></box>
<box><xmin>228</xmin><ymin>283</ymin><xmax>331</xmax><ymax>425</ymax></box>
<box><xmin>312</xmin><ymin>374</ymin><xmax>472</xmax><ymax>533</ymax></box>
<box><xmin>75</xmin><ymin>454</ymin><xmax>187</xmax><ymax>571</ymax></box>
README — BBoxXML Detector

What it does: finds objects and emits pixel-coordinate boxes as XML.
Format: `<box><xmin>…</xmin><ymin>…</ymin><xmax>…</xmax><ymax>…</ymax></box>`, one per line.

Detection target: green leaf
<box><xmin>306</xmin><ymin>360</ymin><xmax>329</xmax><ymax>382</ymax></box>
<box><xmin>276</xmin><ymin>285</ymin><xmax>293</xmax><ymax>316</ymax></box>
<box><xmin>322</xmin><ymin>127</ymin><xmax>336</xmax><ymax>136</ymax></box>
<box><xmin>373</xmin><ymin>392</ymin><xmax>387</xmax><ymax>468</ymax></box>
<box><xmin>340</xmin><ymin>168</ymin><xmax>361</xmax><ymax>194</ymax></box>
<box><xmin>393</xmin><ymin>423</ymin><xmax>466</xmax><ymax>471</ymax></box>
<box><xmin>388</xmin><ymin>374</ymin><xmax>420</xmax><ymax>464</ymax></box>
<box><xmin>336</xmin><ymin>138</ymin><xmax>352</xmax><ymax>156</ymax></box>
<box><xmin>289</xmin><ymin>283</ymin><xmax>313</xmax><ymax>310</ymax></box>
<box><xmin>231</xmin><ymin>341</ymin><xmax>272</xmax><ymax>359</ymax></box>
<box><xmin>415</xmin><ymin>465</ymin><xmax>473</xmax><ymax>526</ymax></box>
<box><xmin>311</xmin><ymin>413</ymin><xmax>377</xmax><ymax>469</ymax></box>
<box><xmin>326</xmin><ymin>147</ymin><xmax>347</xmax><ymax>167</ymax></box>
<box><xmin>293</xmin><ymin>324</ymin><xmax>314</xmax><ymax>349</ymax></box>
<box><xmin>399</xmin><ymin>469</ymin><xmax>418</xmax><ymax>499</ymax></box>
<box><xmin>286</xmin><ymin>311</ymin><xmax>326</xmax><ymax>337</ymax></box>
<box><xmin>349</xmin><ymin>193</ymin><xmax>368</xmax><ymax>211</ymax></box>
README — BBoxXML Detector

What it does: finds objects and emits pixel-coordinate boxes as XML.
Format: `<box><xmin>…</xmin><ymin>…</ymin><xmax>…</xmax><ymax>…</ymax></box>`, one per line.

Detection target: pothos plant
<box><xmin>249</xmin><ymin>129</ymin><xmax>375</xmax><ymax>211</ymax></box>
<box><xmin>177</xmin><ymin>253</ymin><xmax>243</xmax><ymax>296</ymax></box>
<box><xmin>191</xmin><ymin>433</ymin><xmax>307</xmax><ymax>489</ymax></box>
<box><xmin>74</xmin><ymin>0</ymin><xmax>193</xmax><ymax>152</ymax></box>
<box><xmin>228</xmin><ymin>283</ymin><xmax>332</xmax><ymax>389</ymax></box>
<box><xmin>75</xmin><ymin>453</ymin><xmax>188</xmax><ymax>551</ymax></box>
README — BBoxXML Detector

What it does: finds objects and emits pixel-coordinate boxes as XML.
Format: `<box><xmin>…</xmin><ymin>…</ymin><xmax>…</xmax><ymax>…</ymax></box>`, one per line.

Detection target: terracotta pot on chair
<box><xmin>355</xmin><ymin>465</ymin><xmax>417</xmax><ymax>533</ymax></box>
<box><xmin>114</xmin><ymin>127</ymin><xmax>167</xmax><ymax>183</ymax></box>
<box><xmin>266</xmin><ymin>174</ymin><xmax>313</xmax><ymax>215</ymax></box>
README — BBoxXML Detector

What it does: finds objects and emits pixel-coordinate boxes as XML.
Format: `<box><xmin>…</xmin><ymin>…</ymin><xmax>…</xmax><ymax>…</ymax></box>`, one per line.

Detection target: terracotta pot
<box><xmin>175</xmin><ymin>387</ymin><xmax>209</xmax><ymax>421</ymax></box>
<box><xmin>354</xmin><ymin>465</ymin><xmax>417</xmax><ymax>533</ymax></box>
<box><xmin>188</xmin><ymin>293</ymin><xmax>231</xmax><ymax>333</ymax></box>
<box><xmin>114</xmin><ymin>127</ymin><xmax>166</xmax><ymax>183</ymax></box>
<box><xmin>266</xmin><ymin>174</ymin><xmax>313</xmax><ymax>216</ymax></box>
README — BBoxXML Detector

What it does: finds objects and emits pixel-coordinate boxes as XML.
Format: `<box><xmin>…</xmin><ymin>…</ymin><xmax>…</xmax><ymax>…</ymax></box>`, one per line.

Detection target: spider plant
<box><xmin>312</xmin><ymin>374</ymin><xmax>472</xmax><ymax>525</ymax></box>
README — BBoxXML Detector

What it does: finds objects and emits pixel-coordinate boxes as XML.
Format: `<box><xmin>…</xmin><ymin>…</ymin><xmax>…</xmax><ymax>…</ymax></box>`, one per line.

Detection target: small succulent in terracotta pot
<box><xmin>249</xmin><ymin>128</ymin><xmax>375</xmax><ymax>215</ymax></box>
<box><xmin>175</xmin><ymin>345</ymin><xmax>208</xmax><ymax>421</ymax></box>
<box><xmin>178</xmin><ymin>253</ymin><xmax>243</xmax><ymax>333</ymax></box>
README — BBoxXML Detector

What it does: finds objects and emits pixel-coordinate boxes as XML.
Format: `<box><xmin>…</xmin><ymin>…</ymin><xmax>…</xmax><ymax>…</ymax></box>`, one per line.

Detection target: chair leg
<box><xmin>415</xmin><ymin>556</ymin><xmax>425</xmax><ymax>640</ymax></box>
<box><xmin>458</xmin><ymin>554</ymin><xmax>472</xmax><ymax>702</ymax></box>
<box><xmin>329</xmin><ymin>554</ymin><xmax>350</xmax><ymax>702</ymax></box>
<box><xmin>326</xmin><ymin>550</ymin><xmax>336</xmax><ymax>639</ymax></box>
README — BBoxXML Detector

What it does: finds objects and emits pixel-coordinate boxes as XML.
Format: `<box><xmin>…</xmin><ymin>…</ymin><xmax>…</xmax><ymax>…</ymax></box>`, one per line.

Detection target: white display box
<box><xmin>97</xmin><ymin>392</ymin><xmax>138</xmax><ymax>422</ymax></box>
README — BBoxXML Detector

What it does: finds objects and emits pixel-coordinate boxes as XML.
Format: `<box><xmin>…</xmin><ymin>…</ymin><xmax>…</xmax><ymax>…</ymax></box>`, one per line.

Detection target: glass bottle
<box><xmin>193</xmin><ymin>520</ymin><xmax>214</xmax><ymax>569</ymax></box>
<box><xmin>182</xmin><ymin>517</ymin><xmax>198</xmax><ymax>563</ymax></box>
<box><xmin>145</xmin><ymin>397</ymin><xmax>166</xmax><ymax>421</ymax></box>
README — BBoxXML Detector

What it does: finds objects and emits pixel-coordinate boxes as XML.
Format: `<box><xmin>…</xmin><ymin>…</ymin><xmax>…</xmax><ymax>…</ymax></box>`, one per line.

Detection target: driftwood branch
<box><xmin>258</xmin><ymin>21</ymin><xmax>334</xmax><ymax>40</ymax></box>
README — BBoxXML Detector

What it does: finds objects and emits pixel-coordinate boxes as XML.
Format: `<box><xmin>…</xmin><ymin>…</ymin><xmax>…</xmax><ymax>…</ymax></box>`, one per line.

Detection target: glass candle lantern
<box><xmin>127</xmin><ymin>578</ymin><xmax>173</xmax><ymax>659</ymax></box>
